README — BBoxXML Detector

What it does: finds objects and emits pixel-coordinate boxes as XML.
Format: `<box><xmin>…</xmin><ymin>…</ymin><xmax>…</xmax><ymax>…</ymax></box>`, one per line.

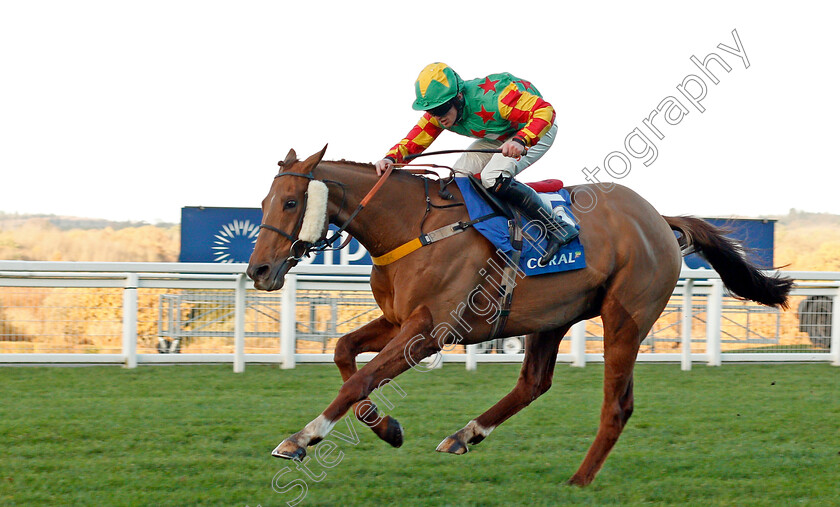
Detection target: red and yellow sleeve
<box><xmin>385</xmin><ymin>113</ymin><xmax>444</xmax><ymax>163</ymax></box>
<box><xmin>497</xmin><ymin>83</ymin><xmax>556</xmax><ymax>147</ymax></box>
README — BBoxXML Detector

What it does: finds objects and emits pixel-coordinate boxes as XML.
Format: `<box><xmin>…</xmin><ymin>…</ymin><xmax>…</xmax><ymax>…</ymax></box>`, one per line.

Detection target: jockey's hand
<box><xmin>501</xmin><ymin>140</ymin><xmax>525</xmax><ymax>158</ymax></box>
<box><xmin>375</xmin><ymin>158</ymin><xmax>394</xmax><ymax>176</ymax></box>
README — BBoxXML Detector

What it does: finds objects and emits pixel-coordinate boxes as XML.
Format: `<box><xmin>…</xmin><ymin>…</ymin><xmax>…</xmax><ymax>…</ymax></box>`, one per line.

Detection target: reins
<box><xmin>403</xmin><ymin>148</ymin><xmax>505</xmax><ymax>161</ymax></box>
<box><xmin>259</xmin><ymin>148</ymin><xmax>507</xmax><ymax>265</ymax></box>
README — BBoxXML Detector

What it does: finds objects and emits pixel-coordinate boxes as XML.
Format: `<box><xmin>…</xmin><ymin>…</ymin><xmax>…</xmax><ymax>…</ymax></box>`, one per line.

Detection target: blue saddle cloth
<box><xmin>454</xmin><ymin>177</ymin><xmax>586</xmax><ymax>276</ymax></box>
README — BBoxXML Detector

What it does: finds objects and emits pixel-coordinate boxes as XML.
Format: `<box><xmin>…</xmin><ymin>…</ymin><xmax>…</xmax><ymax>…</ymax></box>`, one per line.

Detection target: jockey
<box><xmin>375</xmin><ymin>62</ymin><xmax>579</xmax><ymax>266</ymax></box>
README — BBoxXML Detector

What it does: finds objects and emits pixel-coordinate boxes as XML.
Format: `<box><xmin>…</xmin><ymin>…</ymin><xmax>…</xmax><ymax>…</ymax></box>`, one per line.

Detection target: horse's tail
<box><xmin>663</xmin><ymin>215</ymin><xmax>793</xmax><ymax>309</ymax></box>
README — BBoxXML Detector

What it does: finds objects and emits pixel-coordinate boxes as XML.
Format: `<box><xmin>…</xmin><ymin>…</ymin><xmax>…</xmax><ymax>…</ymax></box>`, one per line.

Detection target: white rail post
<box><xmin>465</xmin><ymin>344</ymin><xmax>477</xmax><ymax>371</ymax></box>
<box><xmin>122</xmin><ymin>273</ymin><xmax>138</xmax><ymax>369</ymax></box>
<box><xmin>571</xmin><ymin>321</ymin><xmax>587</xmax><ymax>367</ymax></box>
<box><xmin>706</xmin><ymin>279</ymin><xmax>723</xmax><ymax>366</ymax></box>
<box><xmin>681</xmin><ymin>279</ymin><xmax>694</xmax><ymax>371</ymax></box>
<box><xmin>280</xmin><ymin>274</ymin><xmax>297</xmax><ymax>369</ymax></box>
<box><xmin>831</xmin><ymin>287</ymin><xmax>840</xmax><ymax>366</ymax></box>
<box><xmin>233</xmin><ymin>273</ymin><xmax>246</xmax><ymax>373</ymax></box>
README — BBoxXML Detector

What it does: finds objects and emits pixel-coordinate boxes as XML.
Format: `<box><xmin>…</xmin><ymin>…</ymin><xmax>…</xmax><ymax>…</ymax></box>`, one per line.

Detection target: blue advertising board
<box><xmin>179</xmin><ymin>207</ymin><xmax>372</xmax><ymax>265</ymax></box>
<box><xmin>683</xmin><ymin>218</ymin><xmax>775</xmax><ymax>270</ymax></box>
<box><xmin>179</xmin><ymin>207</ymin><xmax>774</xmax><ymax>270</ymax></box>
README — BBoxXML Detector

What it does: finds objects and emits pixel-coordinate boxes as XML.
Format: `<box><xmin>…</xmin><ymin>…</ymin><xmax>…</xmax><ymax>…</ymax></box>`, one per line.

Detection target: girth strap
<box><xmin>488</xmin><ymin>213</ymin><xmax>524</xmax><ymax>340</ymax></box>
<box><xmin>371</xmin><ymin>212</ymin><xmax>497</xmax><ymax>266</ymax></box>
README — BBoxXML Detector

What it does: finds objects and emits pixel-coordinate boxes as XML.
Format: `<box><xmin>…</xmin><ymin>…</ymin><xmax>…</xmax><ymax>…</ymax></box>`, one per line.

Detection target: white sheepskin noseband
<box><xmin>298</xmin><ymin>180</ymin><xmax>329</xmax><ymax>243</ymax></box>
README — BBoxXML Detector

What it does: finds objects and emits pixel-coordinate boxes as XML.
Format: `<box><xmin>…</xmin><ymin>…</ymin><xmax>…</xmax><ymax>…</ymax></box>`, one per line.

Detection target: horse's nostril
<box><xmin>249</xmin><ymin>264</ymin><xmax>270</xmax><ymax>281</ymax></box>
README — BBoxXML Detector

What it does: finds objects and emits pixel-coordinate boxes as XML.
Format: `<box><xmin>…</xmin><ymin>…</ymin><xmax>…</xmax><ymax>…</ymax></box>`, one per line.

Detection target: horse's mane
<box><xmin>331</xmin><ymin>159</ymin><xmax>375</xmax><ymax>170</ymax></box>
<box><xmin>322</xmin><ymin>159</ymin><xmax>426</xmax><ymax>182</ymax></box>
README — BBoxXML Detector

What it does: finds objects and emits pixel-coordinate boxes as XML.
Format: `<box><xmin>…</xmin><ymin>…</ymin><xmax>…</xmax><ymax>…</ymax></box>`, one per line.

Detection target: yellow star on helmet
<box><xmin>417</xmin><ymin>63</ymin><xmax>451</xmax><ymax>96</ymax></box>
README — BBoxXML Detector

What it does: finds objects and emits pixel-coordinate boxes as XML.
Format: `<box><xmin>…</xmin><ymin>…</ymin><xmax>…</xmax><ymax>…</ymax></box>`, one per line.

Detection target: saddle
<box><xmin>465</xmin><ymin>175</ymin><xmax>514</xmax><ymax>220</ymax></box>
<box><xmin>453</xmin><ymin>176</ymin><xmax>584</xmax><ymax>274</ymax></box>
<box><xmin>463</xmin><ymin>175</ymin><xmax>565</xmax><ymax>220</ymax></box>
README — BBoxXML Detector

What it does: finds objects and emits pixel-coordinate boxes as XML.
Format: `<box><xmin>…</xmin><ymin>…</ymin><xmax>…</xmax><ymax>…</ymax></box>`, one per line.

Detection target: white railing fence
<box><xmin>1</xmin><ymin>261</ymin><xmax>838</xmax><ymax>371</ymax></box>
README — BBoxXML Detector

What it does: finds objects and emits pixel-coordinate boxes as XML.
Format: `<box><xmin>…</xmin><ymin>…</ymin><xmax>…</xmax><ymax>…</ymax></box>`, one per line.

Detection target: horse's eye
<box><xmin>284</xmin><ymin>200</ymin><xmax>297</xmax><ymax>209</ymax></box>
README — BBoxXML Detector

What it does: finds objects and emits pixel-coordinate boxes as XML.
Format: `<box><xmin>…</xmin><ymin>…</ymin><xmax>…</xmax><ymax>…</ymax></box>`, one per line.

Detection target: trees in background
<box><xmin>0</xmin><ymin>218</ymin><xmax>178</xmax><ymax>262</ymax></box>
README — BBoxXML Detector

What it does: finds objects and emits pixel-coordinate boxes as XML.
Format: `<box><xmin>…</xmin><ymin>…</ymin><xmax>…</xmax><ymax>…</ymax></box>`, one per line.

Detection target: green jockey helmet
<box><xmin>412</xmin><ymin>62</ymin><xmax>464</xmax><ymax>111</ymax></box>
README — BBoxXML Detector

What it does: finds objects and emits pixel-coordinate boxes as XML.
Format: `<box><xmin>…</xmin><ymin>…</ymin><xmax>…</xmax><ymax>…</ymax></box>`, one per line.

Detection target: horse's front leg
<box><xmin>437</xmin><ymin>327</ymin><xmax>567</xmax><ymax>454</ymax></box>
<box><xmin>333</xmin><ymin>315</ymin><xmax>404</xmax><ymax>447</ymax></box>
<box><xmin>272</xmin><ymin>305</ymin><xmax>438</xmax><ymax>460</ymax></box>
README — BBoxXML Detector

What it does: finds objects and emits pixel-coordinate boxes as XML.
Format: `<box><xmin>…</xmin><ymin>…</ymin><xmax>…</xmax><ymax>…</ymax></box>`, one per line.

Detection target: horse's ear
<box><xmin>301</xmin><ymin>144</ymin><xmax>328</xmax><ymax>172</ymax></box>
<box><xmin>279</xmin><ymin>148</ymin><xmax>297</xmax><ymax>168</ymax></box>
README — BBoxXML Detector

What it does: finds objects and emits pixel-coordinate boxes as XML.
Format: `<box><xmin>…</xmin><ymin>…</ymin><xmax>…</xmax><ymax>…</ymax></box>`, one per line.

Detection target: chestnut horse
<box><xmin>246</xmin><ymin>146</ymin><xmax>792</xmax><ymax>486</ymax></box>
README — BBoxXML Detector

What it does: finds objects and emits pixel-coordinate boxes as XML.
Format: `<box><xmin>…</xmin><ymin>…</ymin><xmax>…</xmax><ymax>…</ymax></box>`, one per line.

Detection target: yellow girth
<box><xmin>370</xmin><ymin>217</ymin><xmax>483</xmax><ymax>266</ymax></box>
<box><xmin>370</xmin><ymin>238</ymin><xmax>424</xmax><ymax>266</ymax></box>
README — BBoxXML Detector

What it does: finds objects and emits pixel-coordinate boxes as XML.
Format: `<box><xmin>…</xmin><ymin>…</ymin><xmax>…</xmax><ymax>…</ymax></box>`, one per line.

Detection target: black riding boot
<box><xmin>490</xmin><ymin>177</ymin><xmax>579</xmax><ymax>266</ymax></box>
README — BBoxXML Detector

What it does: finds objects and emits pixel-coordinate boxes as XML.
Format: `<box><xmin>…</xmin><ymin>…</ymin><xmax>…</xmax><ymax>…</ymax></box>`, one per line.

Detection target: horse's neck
<box><xmin>316</xmin><ymin>162</ymin><xmax>427</xmax><ymax>257</ymax></box>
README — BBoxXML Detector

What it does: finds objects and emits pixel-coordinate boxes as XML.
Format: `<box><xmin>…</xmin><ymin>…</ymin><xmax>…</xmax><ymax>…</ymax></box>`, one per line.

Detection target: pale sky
<box><xmin>1</xmin><ymin>1</ymin><xmax>837</xmax><ymax>223</ymax></box>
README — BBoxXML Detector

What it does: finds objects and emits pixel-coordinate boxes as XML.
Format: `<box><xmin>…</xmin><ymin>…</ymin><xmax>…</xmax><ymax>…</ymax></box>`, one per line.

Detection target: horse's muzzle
<box><xmin>246</xmin><ymin>259</ymin><xmax>295</xmax><ymax>291</ymax></box>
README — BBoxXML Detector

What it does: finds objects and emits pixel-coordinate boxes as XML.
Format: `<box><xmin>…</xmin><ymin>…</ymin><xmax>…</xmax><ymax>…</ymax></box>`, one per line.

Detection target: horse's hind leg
<box><xmin>567</xmin><ymin>294</ymin><xmax>656</xmax><ymax>486</ymax></box>
<box><xmin>333</xmin><ymin>316</ymin><xmax>404</xmax><ymax>447</ymax></box>
<box><xmin>437</xmin><ymin>326</ymin><xmax>567</xmax><ymax>455</ymax></box>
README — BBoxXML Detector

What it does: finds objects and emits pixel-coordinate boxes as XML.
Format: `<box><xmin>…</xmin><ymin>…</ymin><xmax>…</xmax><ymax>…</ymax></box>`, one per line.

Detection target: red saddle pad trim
<box><xmin>471</xmin><ymin>174</ymin><xmax>565</xmax><ymax>193</ymax></box>
<box><xmin>526</xmin><ymin>179</ymin><xmax>564</xmax><ymax>192</ymax></box>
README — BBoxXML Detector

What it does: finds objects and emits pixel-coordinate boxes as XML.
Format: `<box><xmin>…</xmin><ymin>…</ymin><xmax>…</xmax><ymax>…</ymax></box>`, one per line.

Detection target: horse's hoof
<box><xmin>435</xmin><ymin>436</ymin><xmax>468</xmax><ymax>455</ymax></box>
<box><xmin>383</xmin><ymin>416</ymin><xmax>404</xmax><ymax>448</ymax></box>
<box><xmin>566</xmin><ymin>474</ymin><xmax>591</xmax><ymax>487</ymax></box>
<box><xmin>271</xmin><ymin>440</ymin><xmax>306</xmax><ymax>460</ymax></box>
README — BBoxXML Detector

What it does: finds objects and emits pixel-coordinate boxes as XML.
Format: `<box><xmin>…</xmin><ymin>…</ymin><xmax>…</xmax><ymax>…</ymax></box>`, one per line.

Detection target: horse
<box><xmin>246</xmin><ymin>146</ymin><xmax>792</xmax><ymax>486</ymax></box>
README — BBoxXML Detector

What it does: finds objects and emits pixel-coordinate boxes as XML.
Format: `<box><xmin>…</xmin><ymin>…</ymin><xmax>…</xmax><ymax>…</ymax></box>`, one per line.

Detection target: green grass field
<box><xmin>1</xmin><ymin>363</ymin><xmax>839</xmax><ymax>506</ymax></box>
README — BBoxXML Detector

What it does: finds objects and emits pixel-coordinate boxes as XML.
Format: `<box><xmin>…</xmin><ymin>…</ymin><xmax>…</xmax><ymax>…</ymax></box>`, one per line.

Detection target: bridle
<box><xmin>258</xmin><ymin>170</ymin><xmax>317</xmax><ymax>262</ymax></box>
<box><xmin>258</xmin><ymin>162</ymin><xmax>391</xmax><ymax>263</ymax></box>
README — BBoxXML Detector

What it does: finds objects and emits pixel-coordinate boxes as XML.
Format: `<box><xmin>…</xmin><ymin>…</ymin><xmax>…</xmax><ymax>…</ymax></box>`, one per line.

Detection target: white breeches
<box><xmin>452</xmin><ymin>123</ymin><xmax>558</xmax><ymax>188</ymax></box>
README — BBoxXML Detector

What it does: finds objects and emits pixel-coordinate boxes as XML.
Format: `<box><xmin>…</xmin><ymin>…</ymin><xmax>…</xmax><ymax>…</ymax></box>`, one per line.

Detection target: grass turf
<box><xmin>1</xmin><ymin>363</ymin><xmax>838</xmax><ymax>506</ymax></box>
